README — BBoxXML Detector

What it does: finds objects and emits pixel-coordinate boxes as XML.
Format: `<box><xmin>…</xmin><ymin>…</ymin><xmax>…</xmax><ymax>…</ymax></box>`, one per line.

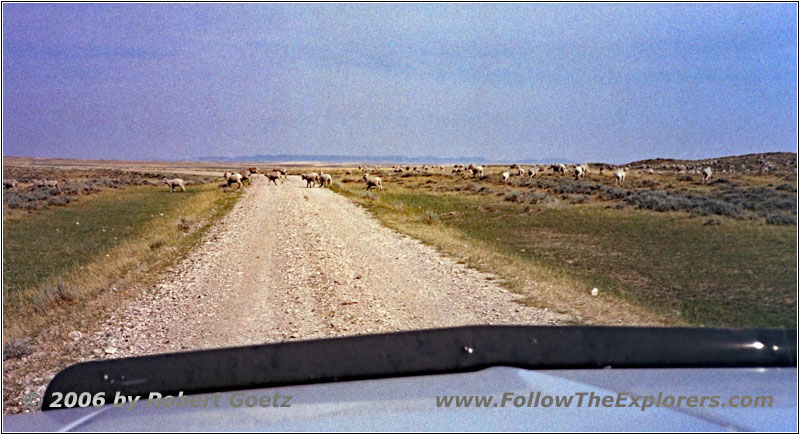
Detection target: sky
<box><xmin>2</xmin><ymin>3</ymin><xmax>797</xmax><ymax>163</ymax></box>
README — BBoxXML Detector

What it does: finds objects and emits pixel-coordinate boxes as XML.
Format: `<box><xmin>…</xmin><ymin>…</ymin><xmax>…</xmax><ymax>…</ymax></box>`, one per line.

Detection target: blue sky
<box><xmin>2</xmin><ymin>3</ymin><xmax>797</xmax><ymax>163</ymax></box>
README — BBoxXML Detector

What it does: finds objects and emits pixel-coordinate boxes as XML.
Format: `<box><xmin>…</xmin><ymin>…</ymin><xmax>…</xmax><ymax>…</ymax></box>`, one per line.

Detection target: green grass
<box><xmin>334</xmin><ymin>184</ymin><xmax>796</xmax><ymax>328</ymax></box>
<box><xmin>3</xmin><ymin>183</ymin><xmax>239</xmax><ymax>341</ymax></box>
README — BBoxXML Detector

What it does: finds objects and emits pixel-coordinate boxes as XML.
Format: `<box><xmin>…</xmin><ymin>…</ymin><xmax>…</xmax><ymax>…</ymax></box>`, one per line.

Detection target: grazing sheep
<box><xmin>3</xmin><ymin>179</ymin><xmax>18</xmax><ymax>189</ymax></box>
<box><xmin>164</xmin><ymin>178</ymin><xmax>186</xmax><ymax>192</ymax></box>
<box><xmin>266</xmin><ymin>172</ymin><xmax>282</xmax><ymax>185</ymax></box>
<box><xmin>363</xmin><ymin>174</ymin><xmax>383</xmax><ymax>191</ymax></box>
<box><xmin>247</xmin><ymin>167</ymin><xmax>259</xmax><ymax>174</ymax></box>
<box><xmin>573</xmin><ymin>164</ymin><xmax>588</xmax><ymax>180</ymax></box>
<box><xmin>551</xmin><ymin>164</ymin><xmax>567</xmax><ymax>175</ymax></box>
<box><xmin>614</xmin><ymin>168</ymin><xmax>626</xmax><ymax>185</ymax></box>
<box><xmin>319</xmin><ymin>172</ymin><xmax>332</xmax><ymax>188</ymax></box>
<box><xmin>702</xmin><ymin>167</ymin><xmax>713</xmax><ymax>184</ymax></box>
<box><xmin>32</xmin><ymin>179</ymin><xmax>46</xmax><ymax>188</ymax></box>
<box><xmin>43</xmin><ymin>179</ymin><xmax>61</xmax><ymax>192</ymax></box>
<box><xmin>223</xmin><ymin>172</ymin><xmax>243</xmax><ymax>190</ymax></box>
<box><xmin>302</xmin><ymin>172</ymin><xmax>320</xmax><ymax>188</ymax></box>
<box><xmin>501</xmin><ymin>171</ymin><xmax>511</xmax><ymax>184</ymax></box>
<box><xmin>527</xmin><ymin>167</ymin><xmax>538</xmax><ymax>180</ymax></box>
<box><xmin>467</xmin><ymin>164</ymin><xmax>484</xmax><ymax>178</ymax></box>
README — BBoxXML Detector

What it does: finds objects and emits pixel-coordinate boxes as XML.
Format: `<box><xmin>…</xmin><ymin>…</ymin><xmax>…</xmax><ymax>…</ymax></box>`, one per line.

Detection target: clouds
<box><xmin>2</xmin><ymin>3</ymin><xmax>796</xmax><ymax>162</ymax></box>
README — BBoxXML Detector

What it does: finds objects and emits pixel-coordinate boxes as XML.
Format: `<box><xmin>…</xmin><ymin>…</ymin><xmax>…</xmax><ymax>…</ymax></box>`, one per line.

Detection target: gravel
<box><xmin>4</xmin><ymin>174</ymin><xmax>566</xmax><ymax>414</ymax></box>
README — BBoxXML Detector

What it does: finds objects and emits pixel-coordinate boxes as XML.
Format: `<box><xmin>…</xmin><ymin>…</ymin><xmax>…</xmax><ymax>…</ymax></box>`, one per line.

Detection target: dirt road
<box><xmin>109</xmin><ymin>175</ymin><xmax>566</xmax><ymax>353</ymax></box>
<box><xmin>5</xmin><ymin>175</ymin><xmax>566</xmax><ymax>413</ymax></box>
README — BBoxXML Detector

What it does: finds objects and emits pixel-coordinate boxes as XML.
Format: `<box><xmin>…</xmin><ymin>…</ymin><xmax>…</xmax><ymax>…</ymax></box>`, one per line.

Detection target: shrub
<box><xmin>527</xmin><ymin>192</ymin><xmax>554</xmax><ymax>204</ymax></box>
<box><xmin>765</xmin><ymin>213</ymin><xmax>796</xmax><ymax>226</ymax></box>
<box><xmin>504</xmin><ymin>191</ymin><xmax>521</xmax><ymax>202</ymax></box>
<box><xmin>419</xmin><ymin>210</ymin><xmax>440</xmax><ymax>225</ymax></box>
<box><xmin>176</xmin><ymin>217</ymin><xmax>193</xmax><ymax>231</ymax></box>
<box><xmin>600</xmin><ymin>186</ymin><xmax>630</xmax><ymax>200</ymax></box>
<box><xmin>568</xmin><ymin>194</ymin><xmax>588</xmax><ymax>204</ymax></box>
<box><xmin>3</xmin><ymin>338</ymin><xmax>31</xmax><ymax>360</ymax></box>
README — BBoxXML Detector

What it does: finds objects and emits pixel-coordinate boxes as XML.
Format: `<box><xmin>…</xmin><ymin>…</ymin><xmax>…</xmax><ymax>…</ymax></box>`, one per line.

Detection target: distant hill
<box><xmin>626</xmin><ymin>152</ymin><xmax>797</xmax><ymax>169</ymax></box>
<box><xmin>192</xmin><ymin>154</ymin><xmax>577</xmax><ymax>165</ymax></box>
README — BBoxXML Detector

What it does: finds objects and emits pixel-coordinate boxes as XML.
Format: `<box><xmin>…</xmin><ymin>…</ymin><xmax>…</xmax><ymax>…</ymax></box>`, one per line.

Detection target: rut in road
<box><xmin>102</xmin><ymin>175</ymin><xmax>569</xmax><ymax>355</ymax></box>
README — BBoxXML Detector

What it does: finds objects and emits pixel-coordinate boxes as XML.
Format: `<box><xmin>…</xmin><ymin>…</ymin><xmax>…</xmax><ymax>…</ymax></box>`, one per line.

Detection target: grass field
<box><xmin>332</xmin><ymin>170</ymin><xmax>796</xmax><ymax>328</ymax></box>
<box><xmin>3</xmin><ymin>182</ymin><xmax>239</xmax><ymax>343</ymax></box>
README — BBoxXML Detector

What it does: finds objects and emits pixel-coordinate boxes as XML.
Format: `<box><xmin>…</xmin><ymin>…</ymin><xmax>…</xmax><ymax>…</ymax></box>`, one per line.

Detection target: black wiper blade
<box><xmin>43</xmin><ymin>325</ymin><xmax>796</xmax><ymax>411</ymax></box>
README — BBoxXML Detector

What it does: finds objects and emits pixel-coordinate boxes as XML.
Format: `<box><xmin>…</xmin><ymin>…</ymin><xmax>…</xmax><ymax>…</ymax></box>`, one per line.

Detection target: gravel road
<box><xmin>110</xmin><ymin>175</ymin><xmax>566</xmax><ymax>354</ymax></box>
<box><xmin>4</xmin><ymin>175</ymin><xmax>566</xmax><ymax>413</ymax></box>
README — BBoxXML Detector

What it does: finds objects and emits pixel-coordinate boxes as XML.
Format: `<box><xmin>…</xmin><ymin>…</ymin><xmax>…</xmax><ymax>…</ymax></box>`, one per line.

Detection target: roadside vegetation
<box><xmin>329</xmin><ymin>158</ymin><xmax>796</xmax><ymax>328</ymax></box>
<box><xmin>3</xmin><ymin>175</ymin><xmax>239</xmax><ymax>346</ymax></box>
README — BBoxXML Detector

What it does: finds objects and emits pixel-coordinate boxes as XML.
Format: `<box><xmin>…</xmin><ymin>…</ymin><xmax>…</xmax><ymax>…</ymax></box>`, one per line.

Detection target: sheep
<box><xmin>702</xmin><ymin>167</ymin><xmax>713</xmax><ymax>184</ymax></box>
<box><xmin>501</xmin><ymin>171</ymin><xmax>511</xmax><ymax>184</ymax></box>
<box><xmin>527</xmin><ymin>167</ymin><xmax>538</xmax><ymax>180</ymax></box>
<box><xmin>573</xmin><ymin>164</ymin><xmax>588</xmax><ymax>180</ymax></box>
<box><xmin>302</xmin><ymin>172</ymin><xmax>320</xmax><ymax>188</ymax></box>
<box><xmin>467</xmin><ymin>164</ymin><xmax>484</xmax><ymax>178</ymax></box>
<box><xmin>32</xmin><ymin>179</ymin><xmax>46</xmax><ymax>188</ymax></box>
<box><xmin>240</xmin><ymin>170</ymin><xmax>252</xmax><ymax>184</ymax></box>
<box><xmin>42</xmin><ymin>179</ymin><xmax>61</xmax><ymax>192</ymax></box>
<box><xmin>164</xmin><ymin>178</ymin><xmax>186</xmax><ymax>192</ymax></box>
<box><xmin>551</xmin><ymin>164</ymin><xmax>566</xmax><ymax>175</ymax></box>
<box><xmin>223</xmin><ymin>172</ymin><xmax>243</xmax><ymax>190</ymax></box>
<box><xmin>3</xmin><ymin>179</ymin><xmax>18</xmax><ymax>189</ymax></box>
<box><xmin>363</xmin><ymin>174</ymin><xmax>383</xmax><ymax>191</ymax></box>
<box><xmin>266</xmin><ymin>172</ymin><xmax>282</xmax><ymax>185</ymax></box>
<box><xmin>515</xmin><ymin>167</ymin><xmax>525</xmax><ymax>176</ymax></box>
<box><xmin>319</xmin><ymin>172</ymin><xmax>332</xmax><ymax>188</ymax></box>
<box><xmin>614</xmin><ymin>168</ymin><xmax>626</xmax><ymax>185</ymax></box>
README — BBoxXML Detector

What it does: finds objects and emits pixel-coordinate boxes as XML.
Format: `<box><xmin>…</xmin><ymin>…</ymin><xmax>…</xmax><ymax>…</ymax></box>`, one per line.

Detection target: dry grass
<box><xmin>327</xmin><ymin>159</ymin><xmax>796</xmax><ymax>328</ymax></box>
<box><xmin>3</xmin><ymin>182</ymin><xmax>239</xmax><ymax>344</ymax></box>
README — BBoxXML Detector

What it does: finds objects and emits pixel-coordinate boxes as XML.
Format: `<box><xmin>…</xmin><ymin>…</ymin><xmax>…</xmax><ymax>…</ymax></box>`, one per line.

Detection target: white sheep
<box><xmin>43</xmin><ymin>179</ymin><xmax>61</xmax><ymax>192</ymax></box>
<box><xmin>702</xmin><ymin>167</ymin><xmax>713</xmax><ymax>184</ymax></box>
<box><xmin>164</xmin><ymin>178</ymin><xmax>186</xmax><ymax>192</ymax></box>
<box><xmin>319</xmin><ymin>172</ymin><xmax>332</xmax><ymax>188</ymax></box>
<box><xmin>223</xmin><ymin>172</ymin><xmax>243</xmax><ymax>190</ymax></box>
<box><xmin>3</xmin><ymin>179</ymin><xmax>18</xmax><ymax>189</ymax></box>
<box><xmin>527</xmin><ymin>167</ymin><xmax>538</xmax><ymax>180</ymax></box>
<box><xmin>614</xmin><ymin>168</ymin><xmax>626</xmax><ymax>185</ymax></box>
<box><xmin>573</xmin><ymin>164</ymin><xmax>588</xmax><ymax>180</ymax></box>
<box><xmin>363</xmin><ymin>174</ymin><xmax>383</xmax><ymax>191</ymax></box>
<box><xmin>501</xmin><ymin>171</ymin><xmax>511</xmax><ymax>184</ymax></box>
